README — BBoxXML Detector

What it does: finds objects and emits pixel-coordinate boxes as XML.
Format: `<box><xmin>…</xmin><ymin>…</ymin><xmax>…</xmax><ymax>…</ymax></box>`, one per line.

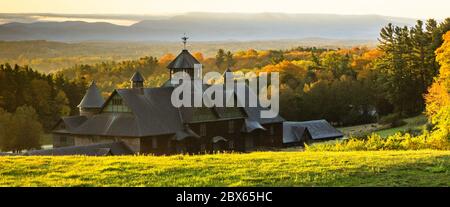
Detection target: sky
<box><xmin>0</xmin><ymin>0</ymin><xmax>449</xmax><ymax>19</ymax></box>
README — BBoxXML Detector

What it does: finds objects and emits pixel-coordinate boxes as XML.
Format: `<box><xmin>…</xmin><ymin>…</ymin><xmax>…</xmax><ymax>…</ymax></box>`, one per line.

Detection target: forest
<box><xmin>0</xmin><ymin>17</ymin><xmax>450</xmax><ymax>152</ymax></box>
<box><xmin>58</xmin><ymin>18</ymin><xmax>450</xmax><ymax>126</ymax></box>
<box><xmin>0</xmin><ymin>64</ymin><xmax>85</xmax><ymax>151</ymax></box>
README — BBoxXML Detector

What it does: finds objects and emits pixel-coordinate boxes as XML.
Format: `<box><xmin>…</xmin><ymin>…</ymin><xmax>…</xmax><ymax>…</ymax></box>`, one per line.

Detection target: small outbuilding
<box><xmin>283</xmin><ymin>120</ymin><xmax>343</xmax><ymax>146</ymax></box>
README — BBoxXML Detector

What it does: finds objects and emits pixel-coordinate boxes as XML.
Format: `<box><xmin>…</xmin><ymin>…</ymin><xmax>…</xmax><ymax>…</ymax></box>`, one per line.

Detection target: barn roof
<box><xmin>61</xmin><ymin>116</ymin><xmax>88</xmax><ymax>130</ymax></box>
<box><xmin>73</xmin><ymin>87</ymin><xmax>184</xmax><ymax>137</ymax></box>
<box><xmin>284</xmin><ymin>120</ymin><xmax>343</xmax><ymax>140</ymax></box>
<box><xmin>77</xmin><ymin>81</ymin><xmax>105</xmax><ymax>108</ymax></box>
<box><xmin>64</xmin><ymin>85</ymin><xmax>246</xmax><ymax>138</ymax></box>
<box><xmin>283</xmin><ymin>125</ymin><xmax>310</xmax><ymax>144</ymax></box>
<box><xmin>57</xmin><ymin>79</ymin><xmax>285</xmax><ymax>138</ymax></box>
<box><xmin>235</xmin><ymin>84</ymin><xmax>285</xmax><ymax>125</ymax></box>
<box><xmin>242</xmin><ymin>119</ymin><xmax>266</xmax><ymax>133</ymax></box>
<box><xmin>25</xmin><ymin>141</ymin><xmax>134</xmax><ymax>156</ymax></box>
<box><xmin>52</xmin><ymin>115</ymin><xmax>88</xmax><ymax>134</ymax></box>
<box><xmin>173</xmin><ymin>127</ymin><xmax>201</xmax><ymax>141</ymax></box>
<box><xmin>167</xmin><ymin>49</ymin><xmax>200</xmax><ymax>69</ymax></box>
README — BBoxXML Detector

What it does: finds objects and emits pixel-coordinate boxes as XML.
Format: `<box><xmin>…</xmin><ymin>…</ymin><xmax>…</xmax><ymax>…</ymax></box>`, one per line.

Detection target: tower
<box><xmin>130</xmin><ymin>71</ymin><xmax>144</xmax><ymax>89</ymax></box>
<box><xmin>78</xmin><ymin>81</ymin><xmax>105</xmax><ymax>117</ymax></box>
<box><xmin>167</xmin><ymin>35</ymin><xmax>201</xmax><ymax>80</ymax></box>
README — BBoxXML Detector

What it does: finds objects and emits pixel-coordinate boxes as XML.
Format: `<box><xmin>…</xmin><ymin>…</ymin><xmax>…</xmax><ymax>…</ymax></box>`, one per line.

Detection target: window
<box><xmin>112</xmin><ymin>98</ymin><xmax>122</xmax><ymax>105</ymax></box>
<box><xmin>60</xmin><ymin>136</ymin><xmax>67</xmax><ymax>144</ymax></box>
<box><xmin>228</xmin><ymin>120</ymin><xmax>234</xmax><ymax>134</ymax></box>
<box><xmin>104</xmin><ymin>94</ymin><xmax>131</xmax><ymax>113</ymax></box>
<box><xmin>200</xmin><ymin>124</ymin><xmax>207</xmax><ymax>136</ymax></box>
<box><xmin>152</xmin><ymin>138</ymin><xmax>158</xmax><ymax>149</ymax></box>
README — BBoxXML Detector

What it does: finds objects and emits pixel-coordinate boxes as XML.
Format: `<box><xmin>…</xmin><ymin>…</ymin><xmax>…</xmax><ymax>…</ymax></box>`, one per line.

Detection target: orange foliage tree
<box><xmin>425</xmin><ymin>31</ymin><xmax>450</xmax><ymax>137</ymax></box>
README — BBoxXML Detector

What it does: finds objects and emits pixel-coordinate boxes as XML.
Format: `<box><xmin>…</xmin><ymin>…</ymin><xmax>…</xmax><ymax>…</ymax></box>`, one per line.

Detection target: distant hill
<box><xmin>0</xmin><ymin>12</ymin><xmax>417</xmax><ymax>41</ymax></box>
<box><xmin>0</xmin><ymin>39</ymin><xmax>376</xmax><ymax>73</ymax></box>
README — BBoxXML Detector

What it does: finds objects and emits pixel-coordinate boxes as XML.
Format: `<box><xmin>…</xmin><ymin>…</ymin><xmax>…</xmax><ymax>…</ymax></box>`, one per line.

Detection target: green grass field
<box><xmin>0</xmin><ymin>150</ymin><xmax>449</xmax><ymax>187</ymax></box>
<box><xmin>374</xmin><ymin>115</ymin><xmax>428</xmax><ymax>137</ymax></box>
<box><xmin>339</xmin><ymin>115</ymin><xmax>427</xmax><ymax>138</ymax></box>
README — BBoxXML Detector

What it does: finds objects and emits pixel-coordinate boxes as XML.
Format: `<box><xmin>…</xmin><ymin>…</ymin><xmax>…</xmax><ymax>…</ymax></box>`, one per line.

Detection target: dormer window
<box><xmin>104</xmin><ymin>94</ymin><xmax>131</xmax><ymax>113</ymax></box>
<box><xmin>112</xmin><ymin>98</ymin><xmax>122</xmax><ymax>105</ymax></box>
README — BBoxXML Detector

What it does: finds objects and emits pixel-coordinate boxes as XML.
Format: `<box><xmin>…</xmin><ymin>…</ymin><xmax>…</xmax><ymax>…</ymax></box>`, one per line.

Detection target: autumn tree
<box><xmin>0</xmin><ymin>106</ymin><xmax>43</xmax><ymax>152</ymax></box>
<box><xmin>425</xmin><ymin>31</ymin><xmax>450</xmax><ymax>137</ymax></box>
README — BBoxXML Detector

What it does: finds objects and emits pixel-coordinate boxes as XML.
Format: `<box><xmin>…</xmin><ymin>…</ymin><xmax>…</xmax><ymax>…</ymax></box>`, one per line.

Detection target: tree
<box><xmin>225</xmin><ymin>51</ymin><xmax>236</xmax><ymax>68</ymax></box>
<box><xmin>425</xmin><ymin>31</ymin><xmax>450</xmax><ymax>139</ymax></box>
<box><xmin>0</xmin><ymin>106</ymin><xmax>43</xmax><ymax>152</ymax></box>
<box><xmin>10</xmin><ymin>106</ymin><xmax>43</xmax><ymax>152</ymax></box>
<box><xmin>215</xmin><ymin>49</ymin><xmax>226</xmax><ymax>70</ymax></box>
<box><xmin>54</xmin><ymin>90</ymin><xmax>71</xmax><ymax>117</ymax></box>
<box><xmin>0</xmin><ymin>108</ymin><xmax>12</xmax><ymax>151</ymax></box>
<box><xmin>193</xmin><ymin>52</ymin><xmax>205</xmax><ymax>62</ymax></box>
<box><xmin>375</xmin><ymin>20</ymin><xmax>449</xmax><ymax>116</ymax></box>
<box><xmin>158</xmin><ymin>53</ymin><xmax>175</xmax><ymax>65</ymax></box>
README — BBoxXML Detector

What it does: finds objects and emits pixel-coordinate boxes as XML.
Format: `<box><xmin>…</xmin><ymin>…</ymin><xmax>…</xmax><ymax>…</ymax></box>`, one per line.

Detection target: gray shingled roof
<box><xmin>73</xmin><ymin>87</ymin><xmax>184</xmax><ymax>137</ymax></box>
<box><xmin>235</xmin><ymin>84</ymin><xmax>285</xmax><ymax>125</ymax></box>
<box><xmin>167</xmin><ymin>49</ymin><xmax>200</xmax><ymax>69</ymax></box>
<box><xmin>161</xmin><ymin>79</ymin><xmax>284</xmax><ymax>124</ymax></box>
<box><xmin>72</xmin><ymin>113</ymin><xmax>141</xmax><ymax>137</ymax></box>
<box><xmin>160</xmin><ymin>79</ymin><xmax>174</xmax><ymax>88</ymax></box>
<box><xmin>173</xmin><ymin>127</ymin><xmax>200</xmax><ymax>141</ymax></box>
<box><xmin>25</xmin><ymin>141</ymin><xmax>134</xmax><ymax>156</ymax></box>
<box><xmin>283</xmin><ymin>125</ymin><xmax>310</xmax><ymax>144</ymax></box>
<box><xmin>284</xmin><ymin>120</ymin><xmax>343</xmax><ymax>140</ymax></box>
<box><xmin>62</xmin><ymin>116</ymin><xmax>88</xmax><ymax>130</ymax></box>
<box><xmin>58</xmin><ymin>79</ymin><xmax>284</xmax><ymax>138</ymax></box>
<box><xmin>242</xmin><ymin>119</ymin><xmax>266</xmax><ymax>132</ymax></box>
<box><xmin>77</xmin><ymin>81</ymin><xmax>105</xmax><ymax>108</ymax></box>
<box><xmin>130</xmin><ymin>71</ymin><xmax>145</xmax><ymax>82</ymax></box>
<box><xmin>53</xmin><ymin>115</ymin><xmax>88</xmax><ymax>134</ymax></box>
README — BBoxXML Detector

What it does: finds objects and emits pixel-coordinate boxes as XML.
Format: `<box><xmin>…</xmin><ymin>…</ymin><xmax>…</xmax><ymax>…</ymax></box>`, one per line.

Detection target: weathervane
<box><xmin>182</xmin><ymin>33</ymin><xmax>188</xmax><ymax>49</ymax></box>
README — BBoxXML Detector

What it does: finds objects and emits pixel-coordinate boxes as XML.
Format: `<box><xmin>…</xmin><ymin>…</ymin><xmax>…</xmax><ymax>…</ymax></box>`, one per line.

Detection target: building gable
<box><xmin>102</xmin><ymin>92</ymin><xmax>132</xmax><ymax>113</ymax></box>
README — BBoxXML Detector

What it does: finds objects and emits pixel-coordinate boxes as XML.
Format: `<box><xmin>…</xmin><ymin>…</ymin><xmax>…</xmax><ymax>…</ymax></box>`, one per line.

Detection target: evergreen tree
<box><xmin>215</xmin><ymin>49</ymin><xmax>226</xmax><ymax>70</ymax></box>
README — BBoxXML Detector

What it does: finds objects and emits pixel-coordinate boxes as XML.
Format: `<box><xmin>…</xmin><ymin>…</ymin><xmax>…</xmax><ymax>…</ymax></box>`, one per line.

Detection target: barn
<box><xmin>50</xmin><ymin>38</ymin><xmax>345</xmax><ymax>155</ymax></box>
<box><xmin>283</xmin><ymin>120</ymin><xmax>343</xmax><ymax>146</ymax></box>
<box><xmin>52</xmin><ymin>45</ymin><xmax>284</xmax><ymax>155</ymax></box>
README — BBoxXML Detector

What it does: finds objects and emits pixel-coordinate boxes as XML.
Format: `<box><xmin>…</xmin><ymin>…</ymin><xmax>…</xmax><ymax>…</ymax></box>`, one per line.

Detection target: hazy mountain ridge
<box><xmin>0</xmin><ymin>13</ymin><xmax>417</xmax><ymax>41</ymax></box>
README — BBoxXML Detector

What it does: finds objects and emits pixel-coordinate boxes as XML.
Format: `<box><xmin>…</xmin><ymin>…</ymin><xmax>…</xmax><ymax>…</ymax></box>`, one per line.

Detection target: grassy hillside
<box><xmin>0</xmin><ymin>150</ymin><xmax>449</xmax><ymax>187</ymax></box>
<box><xmin>339</xmin><ymin>115</ymin><xmax>427</xmax><ymax>138</ymax></box>
<box><xmin>374</xmin><ymin>115</ymin><xmax>428</xmax><ymax>137</ymax></box>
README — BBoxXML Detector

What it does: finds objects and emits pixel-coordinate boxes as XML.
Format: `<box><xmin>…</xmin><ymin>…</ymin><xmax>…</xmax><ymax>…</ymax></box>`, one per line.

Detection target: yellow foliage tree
<box><xmin>425</xmin><ymin>31</ymin><xmax>450</xmax><ymax>138</ymax></box>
